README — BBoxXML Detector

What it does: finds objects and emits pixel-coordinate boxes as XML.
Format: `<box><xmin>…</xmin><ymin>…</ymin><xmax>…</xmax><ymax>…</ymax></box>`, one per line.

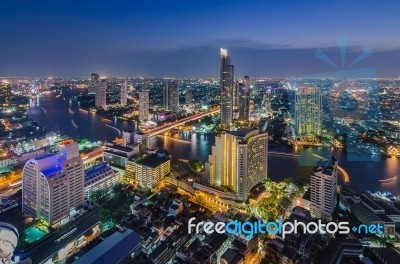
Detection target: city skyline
<box><xmin>1</xmin><ymin>1</ymin><xmax>400</xmax><ymax>77</ymax></box>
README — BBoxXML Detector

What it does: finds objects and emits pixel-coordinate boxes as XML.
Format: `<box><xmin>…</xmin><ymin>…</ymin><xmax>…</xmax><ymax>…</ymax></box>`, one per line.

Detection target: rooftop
<box><xmin>74</xmin><ymin>229</ymin><xmax>143</xmax><ymax>264</ymax></box>
<box><xmin>135</xmin><ymin>153</ymin><xmax>170</xmax><ymax>168</ymax></box>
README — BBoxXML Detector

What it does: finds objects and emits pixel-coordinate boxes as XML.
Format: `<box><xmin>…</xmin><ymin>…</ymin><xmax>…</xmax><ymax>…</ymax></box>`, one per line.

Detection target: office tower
<box><xmin>243</xmin><ymin>76</ymin><xmax>250</xmax><ymax>86</ymax></box>
<box><xmin>163</xmin><ymin>81</ymin><xmax>179</xmax><ymax>113</ymax></box>
<box><xmin>238</xmin><ymin>81</ymin><xmax>250</xmax><ymax>121</ymax></box>
<box><xmin>0</xmin><ymin>83</ymin><xmax>11</xmax><ymax>106</ymax></box>
<box><xmin>310</xmin><ymin>158</ymin><xmax>338</xmax><ymax>221</ymax></box>
<box><xmin>122</xmin><ymin>130</ymin><xmax>134</xmax><ymax>146</ymax></box>
<box><xmin>95</xmin><ymin>80</ymin><xmax>107</xmax><ymax>109</ymax></box>
<box><xmin>220</xmin><ymin>48</ymin><xmax>234</xmax><ymax>127</ymax></box>
<box><xmin>22</xmin><ymin>142</ymin><xmax>84</xmax><ymax>226</ymax></box>
<box><xmin>139</xmin><ymin>91</ymin><xmax>150</xmax><ymax>121</ymax></box>
<box><xmin>204</xmin><ymin>129</ymin><xmax>268</xmax><ymax>201</ymax></box>
<box><xmin>89</xmin><ymin>73</ymin><xmax>100</xmax><ymax>94</ymax></box>
<box><xmin>294</xmin><ymin>86</ymin><xmax>322</xmax><ymax>136</ymax></box>
<box><xmin>234</xmin><ymin>81</ymin><xmax>241</xmax><ymax>110</ymax></box>
<box><xmin>185</xmin><ymin>91</ymin><xmax>192</xmax><ymax>104</ymax></box>
<box><xmin>120</xmin><ymin>81</ymin><xmax>127</xmax><ymax>106</ymax></box>
<box><xmin>264</xmin><ymin>88</ymin><xmax>273</xmax><ymax>117</ymax></box>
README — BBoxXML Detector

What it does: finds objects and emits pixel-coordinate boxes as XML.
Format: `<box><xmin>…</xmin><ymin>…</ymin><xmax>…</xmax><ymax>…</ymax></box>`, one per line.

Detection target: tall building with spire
<box><xmin>294</xmin><ymin>86</ymin><xmax>322</xmax><ymax>136</ymax></box>
<box><xmin>22</xmin><ymin>142</ymin><xmax>85</xmax><ymax>226</ymax></box>
<box><xmin>204</xmin><ymin>129</ymin><xmax>268</xmax><ymax>201</ymax></box>
<box><xmin>220</xmin><ymin>48</ymin><xmax>234</xmax><ymax>127</ymax></box>
<box><xmin>163</xmin><ymin>80</ymin><xmax>179</xmax><ymax>113</ymax></box>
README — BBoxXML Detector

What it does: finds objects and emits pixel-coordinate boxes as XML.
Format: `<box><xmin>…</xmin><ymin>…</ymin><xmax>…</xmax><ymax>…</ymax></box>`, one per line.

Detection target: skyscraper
<box><xmin>0</xmin><ymin>83</ymin><xmax>11</xmax><ymax>106</ymax></box>
<box><xmin>294</xmin><ymin>86</ymin><xmax>322</xmax><ymax>136</ymax></box>
<box><xmin>22</xmin><ymin>142</ymin><xmax>84</xmax><ymax>226</ymax></box>
<box><xmin>120</xmin><ymin>81</ymin><xmax>127</xmax><ymax>106</ymax></box>
<box><xmin>163</xmin><ymin>81</ymin><xmax>179</xmax><ymax>113</ymax></box>
<box><xmin>220</xmin><ymin>48</ymin><xmax>234</xmax><ymax>127</ymax></box>
<box><xmin>95</xmin><ymin>80</ymin><xmax>107</xmax><ymax>109</ymax></box>
<box><xmin>238</xmin><ymin>79</ymin><xmax>250</xmax><ymax>121</ymax></box>
<box><xmin>89</xmin><ymin>73</ymin><xmax>100</xmax><ymax>94</ymax></box>
<box><xmin>139</xmin><ymin>91</ymin><xmax>149</xmax><ymax>121</ymax></box>
<box><xmin>310</xmin><ymin>158</ymin><xmax>338</xmax><ymax>221</ymax></box>
<box><xmin>263</xmin><ymin>88</ymin><xmax>273</xmax><ymax>117</ymax></box>
<box><xmin>204</xmin><ymin>129</ymin><xmax>268</xmax><ymax>201</ymax></box>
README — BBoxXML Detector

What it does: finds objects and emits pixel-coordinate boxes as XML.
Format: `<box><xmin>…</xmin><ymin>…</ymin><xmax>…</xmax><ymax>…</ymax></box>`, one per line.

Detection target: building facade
<box><xmin>128</xmin><ymin>152</ymin><xmax>171</xmax><ymax>189</ymax></box>
<box><xmin>22</xmin><ymin>142</ymin><xmax>84</xmax><ymax>226</ymax></box>
<box><xmin>84</xmin><ymin>163</ymin><xmax>119</xmax><ymax>198</ymax></box>
<box><xmin>294</xmin><ymin>86</ymin><xmax>322</xmax><ymax>136</ymax></box>
<box><xmin>163</xmin><ymin>81</ymin><xmax>179</xmax><ymax>113</ymax></box>
<box><xmin>310</xmin><ymin>157</ymin><xmax>338</xmax><ymax>221</ymax></box>
<box><xmin>0</xmin><ymin>83</ymin><xmax>11</xmax><ymax>106</ymax></box>
<box><xmin>139</xmin><ymin>91</ymin><xmax>150</xmax><ymax>121</ymax></box>
<box><xmin>204</xmin><ymin>129</ymin><xmax>268</xmax><ymax>201</ymax></box>
<box><xmin>220</xmin><ymin>48</ymin><xmax>234</xmax><ymax>127</ymax></box>
<box><xmin>120</xmin><ymin>81</ymin><xmax>127</xmax><ymax>106</ymax></box>
<box><xmin>95</xmin><ymin>80</ymin><xmax>107</xmax><ymax>109</ymax></box>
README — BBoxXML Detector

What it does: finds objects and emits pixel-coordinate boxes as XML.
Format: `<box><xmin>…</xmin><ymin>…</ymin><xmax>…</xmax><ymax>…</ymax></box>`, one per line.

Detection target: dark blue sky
<box><xmin>1</xmin><ymin>0</ymin><xmax>399</xmax><ymax>77</ymax></box>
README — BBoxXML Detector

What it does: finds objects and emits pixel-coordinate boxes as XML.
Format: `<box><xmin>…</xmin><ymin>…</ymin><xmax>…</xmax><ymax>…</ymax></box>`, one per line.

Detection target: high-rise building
<box><xmin>0</xmin><ymin>83</ymin><xmax>11</xmax><ymax>106</ymax></box>
<box><xmin>294</xmin><ymin>86</ymin><xmax>322</xmax><ymax>136</ymax></box>
<box><xmin>89</xmin><ymin>73</ymin><xmax>100</xmax><ymax>94</ymax></box>
<box><xmin>185</xmin><ymin>91</ymin><xmax>192</xmax><ymax>104</ymax></box>
<box><xmin>238</xmin><ymin>80</ymin><xmax>250</xmax><ymax>121</ymax></box>
<box><xmin>95</xmin><ymin>80</ymin><xmax>107</xmax><ymax>109</ymax></box>
<box><xmin>139</xmin><ymin>91</ymin><xmax>149</xmax><ymax>121</ymax></box>
<box><xmin>120</xmin><ymin>81</ymin><xmax>127</xmax><ymax>106</ymax></box>
<box><xmin>310</xmin><ymin>157</ymin><xmax>338</xmax><ymax>221</ymax></box>
<box><xmin>204</xmin><ymin>129</ymin><xmax>268</xmax><ymax>201</ymax></box>
<box><xmin>220</xmin><ymin>48</ymin><xmax>234</xmax><ymax>127</ymax></box>
<box><xmin>163</xmin><ymin>81</ymin><xmax>179</xmax><ymax>113</ymax></box>
<box><xmin>22</xmin><ymin>142</ymin><xmax>84</xmax><ymax>226</ymax></box>
<box><xmin>263</xmin><ymin>88</ymin><xmax>273</xmax><ymax>117</ymax></box>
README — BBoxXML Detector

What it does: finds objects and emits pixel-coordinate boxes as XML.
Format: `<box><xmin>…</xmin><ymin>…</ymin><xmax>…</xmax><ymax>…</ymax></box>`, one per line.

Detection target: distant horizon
<box><xmin>1</xmin><ymin>1</ymin><xmax>400</xmax><ymax>77</ymax></box>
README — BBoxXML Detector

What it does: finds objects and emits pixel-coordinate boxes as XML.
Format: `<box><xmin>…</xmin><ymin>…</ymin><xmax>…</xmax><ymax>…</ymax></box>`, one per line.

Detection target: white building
<box><xmin>22</xmin><ymin>142</ymin><xmax>84</xmax><ymax>226</ymax></box>
<box><xmin>204</xmin><ymin>129</ymin><xmax>268</xmax><ymax>202</ymax></box>
<box><xmin>310</xmin><ymin>157</ymin><xmax>338</xmax><ymax>221</ymax></box>
<box><xmin>120</xmin><ymin>81</ymin><xmax>127</xmax><ymax>106</ymax></box>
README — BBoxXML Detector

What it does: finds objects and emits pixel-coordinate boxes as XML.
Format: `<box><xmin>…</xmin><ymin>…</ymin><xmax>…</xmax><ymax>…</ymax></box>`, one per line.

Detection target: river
<box><xmin>28</xmin><ymin>91</ymin><xmax>400</xmax><ymax>195</ymax></box>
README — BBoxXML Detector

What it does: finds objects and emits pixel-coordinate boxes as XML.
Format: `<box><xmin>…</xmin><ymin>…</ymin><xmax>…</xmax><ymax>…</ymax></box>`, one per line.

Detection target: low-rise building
<box><xmin>84</xmin><ymin>163</ymin><xmax>120</xmax><ymax>199</ymax></box>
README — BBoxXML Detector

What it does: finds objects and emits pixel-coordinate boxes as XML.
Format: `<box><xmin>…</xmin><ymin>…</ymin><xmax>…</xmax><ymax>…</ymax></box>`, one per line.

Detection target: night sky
<box><xmin>1</xmin><ymin>0</ymin><xmax>400</xmax><ymax>77</ymax></box>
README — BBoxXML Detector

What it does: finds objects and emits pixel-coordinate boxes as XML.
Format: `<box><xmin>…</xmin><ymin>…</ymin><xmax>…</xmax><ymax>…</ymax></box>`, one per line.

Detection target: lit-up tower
<box><xmin>139</xmin><ymin>91</ymin><xmax>149</xmax><ymax>121</ymax></box>
<box><xmin>120</xmin><ymin>81</ymin><xmax>127</xmax><ymax>106</ymax></box>
<box><xmin>310</xmin><ymin>158</ymin><xmax>338</xmax><ymax>221</ymax></box>
<box><xmin>95</xmin><ymin>80</ymin><xmax>107</xmax><ymax>109</ymax></box>
<box><xmin>263</xmin><ymin>88</ymin><xmax>273</xmax><ymax>117</ymax></box>
<box><xmin>220</xmin><ymin>48</ymin><xmax>234</xmax><ymax>127</ymax></box>
<box><xmin>205</xmin><ymin>129</ymin><xmax>268</xmax><ymax>201</ymax></box>
<box><xmin>22</xmin><ymin>142</ymin><xmax>85</xmax><ymax>226</ymax></box>
<box><xmin>294</xmin><ymin>86</ymin><xmax>322</xmax><ymax>136</ymax></box>
<box><xmin>163</xmin><ymin>80</ymin><xmax>179</xmax><ymax>113</ymax></box>
<box><xmin>0</xmin><ymin>83</ymin><xmax>11</xmax><ymax>106</ymax></box>
<box><xmin>238</xmin><ymin>78</ymin><xmax>250</xmax><ymax>121</ymax></box>
<box><xmin>89</xmin><ymin>73</ymin><xmax>100</xmax><ymax>94</ymax></box>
